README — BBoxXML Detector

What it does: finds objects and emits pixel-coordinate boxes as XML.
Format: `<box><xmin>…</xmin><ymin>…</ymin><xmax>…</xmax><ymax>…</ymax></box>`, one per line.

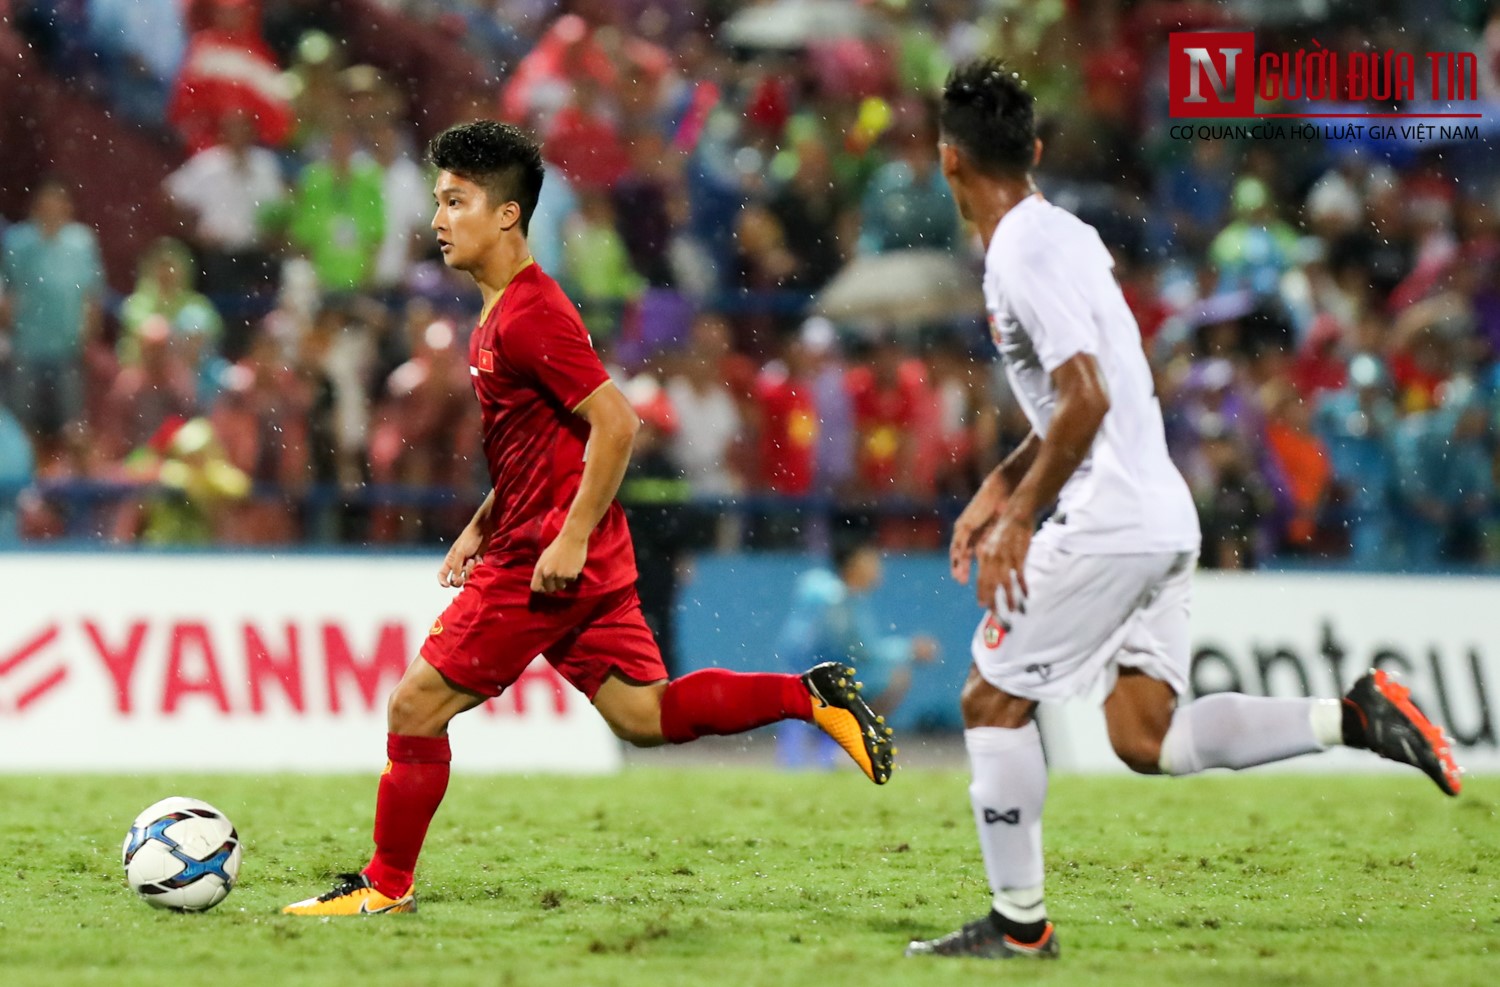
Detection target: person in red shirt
<box><xmin>283</xmin><ymin>121</ymin><xmax>895</xmax><ymax>917</ymax></box>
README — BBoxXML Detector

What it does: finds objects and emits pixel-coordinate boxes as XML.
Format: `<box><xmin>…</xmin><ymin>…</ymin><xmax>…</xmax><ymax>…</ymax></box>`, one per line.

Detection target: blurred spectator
<box><xmin>96</xmin><ymin>316</ymin><xmax>199</xmax><ymax>462</ymax></box>
<box><xmin>366</xmin><ymin>319</ymin><xmax>472</xmax><ymax>542</ymax></box>
<box><xmin>164</xmin><ymin>109</ymin><xmax>286</xmax><ymax>298</ymax></box>
<box><xmin>527</xmin><ymin>163</ymin><xmax>578</xmax><ymax>279</ymax></box>
<box><xmin>1261</xmin><ymin>380</ymin><xmax>1338</xmax><ymax>555</ymax></box>
<box><xmin>802</xmin><ymin>318</ymin><xmax>856</xmax><ymax>506</ymax></box>
<box><xmin>1193</xmin><ymin>415</ymin><xmax>1272</xmax><ymax>570</ymax></box>
<box><xmin>0</xmin><ymin>180</ymin><xmax>104</xmax><ymax>444</ymax></box>
<box><xmin>618</xmin><ymin>373</ymin><xmax>693</xmax><ymax>673</ymax></box>
<box><xmin>1393</xmin><ymin>379</ymin><xmax>1493</xmax><ymax>565</ymax></box>
<box><xmin>731</xmin><ymin>204</ymin><xmax>801</xmax><ymax>355</ymax></box>
<box><xmin>127</xmin><ymin>416</ymin><xmax>250</xmax><ymax>545</ymax></box>
<box><xmin>545</xmin><ymin>77</ymin><xmax>631</xmax><ymax>191</ymax></box>
<box><xmin>0</xmin><ymin>403</ymin><xmax>32</xmax><ymax>542</ymax></box>
<box><xmin>768</xmin><ymin>127</ymin><xmax>854</xmax><ymax>291</ymax></box>
<box><xmin>665</xmin><ymin>313</ymin><xmax>745</xmax><ymax>498</ymax></box>
<box><xmin>86</xmin><ymin>0</ymin><xmax>189</xmax><ymax>129</ymax></box>
<box><xmin>857</xmin><ymin>100</ymin><xmax>959</xmax><ymax>254</ymax></box>
<box><xmin>847</xmin><ymin>336</ymin><xmax>923</xmax><ymax>498</ymax></box>
<box><xmin>612</xmin><ymin>127</ymin><xmax>678</xmax><ymax>287</ymax></box>
<box><xmin>284</xmin><ymin>29</ymin><xmax>345</xmax><ymax>158</ymax></box>
<box><xmin>773</xmin><ymin>527</ymin><xmax>937</xmax><ymax>768</ymax></box>
<box><xmin>749</xmin><ymin>335</ymin><xmax>823</xmax><ymax>547</ymax></box>
<box><xmin>367</xmin><ymin>114</ymin><xmax>433</xmax><ymax>294</ymax></box>
<box><xmin>119</xmin><ymin>238</ymin><xmax>223</xmax><ymax>364</ymax></box>
<box><xmin>1210</xmin><ymin>177</ymin><xmax>1302</xmax><ymax>297</ymax></box>
<box><xmin>1316</xmin><ymin>354</ymin><xmax>1399</xmax><ymax>565</ymax></box>
<box><xmin>562</xmin><ymin>190</ymin><xmax>645</xmax><ymax>341</ymax></box>
<box><xmin>286</xmin><ymin>126</ymin><xmax>386</xmax><ymax>293</ymax></box>
<box><xmin>1157</xmin><ymin>140</ymin><xmax>1235</xmax><ymax>257</ymax></box>
<box><xmin>210</xmin><ymin>332</ymin><xmax>313</xmax><ymax>544</ymax></box>
<box><xmin>169</xmin><ymin>0</ymin><xmax>293</xmax><ymax>153</ymax></box>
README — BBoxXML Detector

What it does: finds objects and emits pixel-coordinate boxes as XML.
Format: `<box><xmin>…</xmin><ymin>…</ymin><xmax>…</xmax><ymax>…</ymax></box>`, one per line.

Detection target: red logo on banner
<box><xmin>1169</xmin><ymin>31</ymin><xmax>1255</xmax><ymax>117</ymax></box>
<box><xmin>0</xmin><ymin>624</ymin><xmax>69</xmax><ymax>713</ymax></box>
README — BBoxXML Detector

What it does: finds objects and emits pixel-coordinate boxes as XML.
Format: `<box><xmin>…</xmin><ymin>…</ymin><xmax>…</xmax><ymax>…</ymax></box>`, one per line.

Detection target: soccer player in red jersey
<box><xmin>283</xmin><ymin>121</ymin><xmax>895</xmax><ymax>916</ymax></box>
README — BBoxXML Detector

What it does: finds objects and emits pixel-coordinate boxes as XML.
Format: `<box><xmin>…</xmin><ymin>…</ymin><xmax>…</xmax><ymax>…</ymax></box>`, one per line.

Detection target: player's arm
<box><xmin>976</xmin><ymin>354</ymin><xmax>1109</xmax><ymax>609</ymax></box>
<box><xmin>531</xmin><ymin>381</ymin><xmax>639</xmax><ymax>593</ymax></box>
<box><xmin>438</xmin><ymin>489</ymin><xmax>496</xmax><ymax>587</ymax></box>
<box><xmin>950</xmin><ymin>431</ymin><xmax>1039</xmax><ymax>583</ymax></box>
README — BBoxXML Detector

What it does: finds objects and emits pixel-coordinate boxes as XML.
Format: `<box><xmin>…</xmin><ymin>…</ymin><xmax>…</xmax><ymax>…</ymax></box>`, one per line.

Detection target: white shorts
<box><xmin>970</xmin><ymin>535</ymin><xmax>1197</xmax><ymax>703</ymax></box>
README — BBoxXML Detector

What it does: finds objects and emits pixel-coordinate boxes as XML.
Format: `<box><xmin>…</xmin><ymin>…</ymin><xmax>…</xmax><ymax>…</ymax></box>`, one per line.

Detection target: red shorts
<box><xmin>419</xmin><ymin>563</ymin><xmax>667</xmax><ymax>700</ymax></box>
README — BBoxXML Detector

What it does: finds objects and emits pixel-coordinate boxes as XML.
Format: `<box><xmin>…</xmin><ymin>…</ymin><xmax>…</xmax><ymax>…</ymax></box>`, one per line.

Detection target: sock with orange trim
<box><xmin>362</xmin><ymin>733</ymin><xmax>450</xmax><ymax>897</ymax></box>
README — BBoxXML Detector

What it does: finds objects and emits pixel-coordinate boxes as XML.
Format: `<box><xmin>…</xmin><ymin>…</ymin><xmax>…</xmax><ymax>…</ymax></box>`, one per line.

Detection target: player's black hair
<box><xmin>939</xmin><ymin>57</ymin><xmax>1036</xmax><ymax>178</ymax></box>
<box><xmin>428</xmin><ymin>120</ymin><xmax>545</xmax><ymax>235</ymax></box>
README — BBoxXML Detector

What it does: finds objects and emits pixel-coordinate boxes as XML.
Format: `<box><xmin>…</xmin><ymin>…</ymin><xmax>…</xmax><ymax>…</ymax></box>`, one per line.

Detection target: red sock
<box><xmin>659</xmin><ymin>669</ymin><xmax>813</xmax><ymax>744</ymax></box>
<box><xmin>362</xmin><ymin>733</ymin><xmax>450</xmax><ymax>897</ymax></box>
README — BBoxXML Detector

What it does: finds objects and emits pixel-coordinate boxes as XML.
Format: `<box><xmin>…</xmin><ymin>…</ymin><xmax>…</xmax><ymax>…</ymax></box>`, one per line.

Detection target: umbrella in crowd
<box><xmin>813</xmin><ymin>248</ymin><xmax>985</xmax><ymax>332</ymax></box>
<box><xmin>719</xmin><ymin>0</ymin><xmax>878</xmax><ymax>50</ymax></box>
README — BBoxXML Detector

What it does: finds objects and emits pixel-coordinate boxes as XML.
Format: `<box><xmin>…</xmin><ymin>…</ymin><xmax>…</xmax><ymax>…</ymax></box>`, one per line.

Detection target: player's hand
<box><xmin>975</xmin><ymin>512</ymin><xmax>1031</xmax><ymax>612</ymax></box>
<box><xmin>950</xmin><ymin>481</ymin><xmax>1005</xmax><ymax>584</ymax></box>
<box><xmin>438</xmin><ymin>524</ymin><xmax>486</xmax><ymax>588</ymax></box>
<box><xmin>532</xmin><ymin>531</ymin><xmax>587</xmax><ymax>594</ymax></box>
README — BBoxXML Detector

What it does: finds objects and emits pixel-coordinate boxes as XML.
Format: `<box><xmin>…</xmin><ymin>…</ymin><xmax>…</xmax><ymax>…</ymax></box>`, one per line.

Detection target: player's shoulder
<box><xmin>502</xmin><ymin>266</ymin><xmax>575</xmax><ymax>319</ymax></box>
<box><xmin>989</xmin><ymin>199</ymin><xmax>1098</xmax><ymax>280</ymax></box>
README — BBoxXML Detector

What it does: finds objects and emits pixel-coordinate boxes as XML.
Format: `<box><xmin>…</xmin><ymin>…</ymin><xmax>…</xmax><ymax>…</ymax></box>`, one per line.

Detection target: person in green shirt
<box><xmin>118</xmin><ymin>237</ymin><xmax>223</xmax><ymax>365</ymax></box>
<box><xmin>285</xmin><ymin>126</ymin><xmax>386</xmax><ymax>292</ymax></box>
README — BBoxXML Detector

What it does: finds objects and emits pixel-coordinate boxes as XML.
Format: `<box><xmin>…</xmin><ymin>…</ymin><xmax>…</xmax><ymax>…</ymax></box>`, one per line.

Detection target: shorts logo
<box><xmin>478</xmin><ymin>348</ymin><xmax>495</xmax><ymax>373</ymax></box>
<box><xmin>982</xmin><ymin>612</ymin><xmax>1006</xmax><ymax>649</ymax></box>
<box><xmin>1026</xmin><ymin>662</ymin><xmax>1053</xmax><ymax>681</ymax></box>
<box><xmin>428</xmin><ymin>619</ymin><xmax>444</xmax><ymax>636</ymax></box>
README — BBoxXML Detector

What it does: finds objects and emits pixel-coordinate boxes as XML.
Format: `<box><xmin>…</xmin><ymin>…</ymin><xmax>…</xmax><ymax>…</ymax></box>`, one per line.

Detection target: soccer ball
<box><xmin>122</xmin><ymin>797</ymin><xmax>241</xmax><ymax>911</ymax></box>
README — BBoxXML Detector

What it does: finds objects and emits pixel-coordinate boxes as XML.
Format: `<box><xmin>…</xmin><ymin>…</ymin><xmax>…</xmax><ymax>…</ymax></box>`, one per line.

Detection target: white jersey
<box><xmin>983</xmin><ymin>195</ymin><xmax>1199</xmax><ymax>554</ymax></box>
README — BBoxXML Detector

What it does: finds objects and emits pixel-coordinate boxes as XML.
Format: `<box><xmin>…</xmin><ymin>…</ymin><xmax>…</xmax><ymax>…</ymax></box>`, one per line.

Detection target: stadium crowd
<box><xmin>2</xmin><ymin>0</ymin><xmax>1500</xmax><ymax>572</ymax></box>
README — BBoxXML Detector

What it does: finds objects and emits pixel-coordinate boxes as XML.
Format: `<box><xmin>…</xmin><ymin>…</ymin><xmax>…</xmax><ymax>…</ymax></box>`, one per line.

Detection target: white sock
<box><xmin>1159</xmin><ymin>694</ymin><xmax>1333</xmax><ymax>776</ymax></box>
<box><xmin>965</xmin><ymin>723</ymin><xmax>1047</xmax><ymax>920</ymax></box>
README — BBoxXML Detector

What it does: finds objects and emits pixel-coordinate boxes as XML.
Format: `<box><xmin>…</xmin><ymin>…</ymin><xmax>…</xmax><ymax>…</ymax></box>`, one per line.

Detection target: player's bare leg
<box><xmin>595</xmin><ymin>665</ymin><xmax>895</xmax><ymax>783</ymax></box>
<box><xmin>906</xmin><ymin>666</ymin><xmax>1058</xmax><ymax>959</ymax></box>
<box><xmin>282</xmin><ymin>658</ymin><xmax>483</xmax><ymax>916</ymax></box>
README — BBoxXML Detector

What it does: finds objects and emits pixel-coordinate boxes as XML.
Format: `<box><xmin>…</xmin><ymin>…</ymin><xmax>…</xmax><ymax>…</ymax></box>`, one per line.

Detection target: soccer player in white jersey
<box><xmin>904</xmin><ymin>58</ymin><xmax>1463</xmax><ymax>961</ymax></box>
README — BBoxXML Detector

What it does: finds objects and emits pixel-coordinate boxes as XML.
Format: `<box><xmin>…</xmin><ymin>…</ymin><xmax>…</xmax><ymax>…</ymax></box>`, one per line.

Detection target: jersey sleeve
<box><xmin>1002</xmin><ymin>245</ymin><xmax>1100</xmax><ymax>373</ymax></box>
<box><xmin>501</xmin><ymin>303</ymin><xmax>612</xmax><ymax>411</ymax></box>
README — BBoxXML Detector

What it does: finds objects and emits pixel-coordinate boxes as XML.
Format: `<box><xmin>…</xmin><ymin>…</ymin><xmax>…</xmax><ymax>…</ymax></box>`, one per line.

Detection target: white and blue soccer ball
<box><xmin>122</xmin><ymin>797</ymin><xmax>241</xmax><ymax>911</ymax></box>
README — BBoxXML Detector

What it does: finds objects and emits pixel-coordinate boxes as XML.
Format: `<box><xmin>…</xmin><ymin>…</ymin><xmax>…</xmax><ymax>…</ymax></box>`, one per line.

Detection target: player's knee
<box><xmin>605</xmin><ymin>714</ymin><xmax>666</xmax><ymax>748</ymax></box>
<box><xmin>961</xmin><ymin>674</ymin><xmax>1031</xmax><ymax>728</ymax></box>
<box><xmin>387</xmin><ymin>681</ymin><xmax>443</xmax><ymax>736</ymax></box>
<box><xmin>600</xmin><ymin>704</ymin><xmax>666</xmax><ymax>747</ymax></box>
<box><xmin>1112</xmin><ymin>734</ymin><xmax>1164</xmax><ymax>775</ymax></box>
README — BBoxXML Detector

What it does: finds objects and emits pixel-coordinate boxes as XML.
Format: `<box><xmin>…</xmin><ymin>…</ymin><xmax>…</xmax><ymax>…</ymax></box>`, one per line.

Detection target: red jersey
<box><xmin>468</xmin><ymin>264</ymin><xmax>636</xmax><ymax>595</ymax></box>
<box><xmin>755</xmin><ymin>372</ymin><xmax>818</xmax><ymax>494</ymax></box>
<box><xmin>847</xmin><ymin>366</ymin><xmax>920</xmax><ymax>491</ymax></box>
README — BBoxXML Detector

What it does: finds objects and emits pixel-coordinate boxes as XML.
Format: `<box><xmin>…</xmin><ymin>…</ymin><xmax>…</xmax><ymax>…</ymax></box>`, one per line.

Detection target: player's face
<box><xmin>431</xmin><ymin>171</ymin><xmax>511</xmax><ymax>272</ymax></box>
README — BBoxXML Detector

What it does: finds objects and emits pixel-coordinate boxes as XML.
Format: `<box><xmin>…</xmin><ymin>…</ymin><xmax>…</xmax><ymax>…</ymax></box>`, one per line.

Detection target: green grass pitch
<box><xmin>1</xmin><ymin>769</ymin><xmax>1495</xmax><ymax>986</ymax></box>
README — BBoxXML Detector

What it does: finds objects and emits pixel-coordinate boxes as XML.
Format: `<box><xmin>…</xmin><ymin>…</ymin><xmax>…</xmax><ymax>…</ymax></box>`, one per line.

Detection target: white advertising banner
<box><xmin>1039</xmin><ymin>571</ymin><xmax>1499</xmax><ymax>775</ymax></box>
<box><xmin>0</xmin><ymin>555</ymin><xmax>622</xmax><ymax>773</ymax></box>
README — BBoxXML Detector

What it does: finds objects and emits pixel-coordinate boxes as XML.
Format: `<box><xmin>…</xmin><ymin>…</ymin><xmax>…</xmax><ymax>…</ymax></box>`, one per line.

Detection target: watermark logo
<box><xmin>1169</xmin><ymin>31</ymin><xmax>1480</xmax><ymax>121</ymax></box>
<box><xmin>1169</xmin><ymin>31</ymin><xmax>1256</xmax><ymax>118</ymax></box>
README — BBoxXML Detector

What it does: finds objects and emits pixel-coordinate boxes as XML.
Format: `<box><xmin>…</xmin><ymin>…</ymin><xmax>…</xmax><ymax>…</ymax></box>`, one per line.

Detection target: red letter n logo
<box><xmin>1169</xmin><ymin>31</ymin><xmax>1255</xmax><ymax>118</ymax></box>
